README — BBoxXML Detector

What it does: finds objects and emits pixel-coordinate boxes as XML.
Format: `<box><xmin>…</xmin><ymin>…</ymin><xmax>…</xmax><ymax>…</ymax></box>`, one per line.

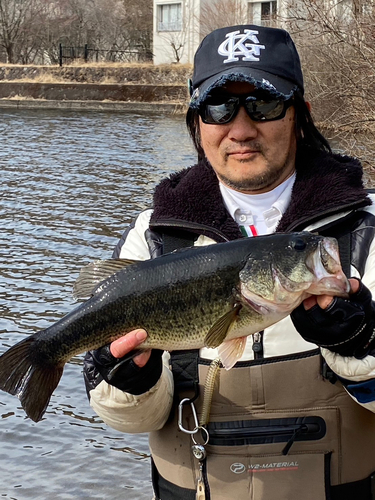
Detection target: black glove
<box><xmin>90</xmin><ymin>345</ymin><xmax>163</xmax><ymax>395</ymax></box>
<box><xmin>291</xmin><ymin>279</ymin><xmax>375</xmax><ymax>358</ymax></box>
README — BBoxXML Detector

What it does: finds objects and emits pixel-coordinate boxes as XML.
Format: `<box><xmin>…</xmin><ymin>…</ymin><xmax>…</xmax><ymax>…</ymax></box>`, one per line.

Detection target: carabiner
<box><xmin>178</xmin><ymin>397</ymin><xmax>199</xmax><ymax>435</ymax></box>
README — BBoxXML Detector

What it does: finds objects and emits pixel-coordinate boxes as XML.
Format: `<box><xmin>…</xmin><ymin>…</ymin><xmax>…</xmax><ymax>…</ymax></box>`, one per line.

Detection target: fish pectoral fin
<box><xmin>218</xmin><ymin>336</ymin><xmax>247</xmax><ymax>370</ymax></box>
<box><xmin>204</xmin><ymin>304</ymin><xmax>242</xmax><ymax>348</ymax></box>
<box><xmin>73</xmin><ymin>258</ymin><xmax>139</xmax><ymax>299</ymax></box>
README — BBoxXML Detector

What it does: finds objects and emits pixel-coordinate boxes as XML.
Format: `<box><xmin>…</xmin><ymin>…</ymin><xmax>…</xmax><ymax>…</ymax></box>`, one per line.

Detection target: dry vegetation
<box><xmin>0</xmin><ymin>62</ymin><xmax>192</xmax><ymax>85</ymax></box>
<box><xmin>282</xmin><ymin>0</ymin><xmax>375</xmax><ymax>172</ymax></box>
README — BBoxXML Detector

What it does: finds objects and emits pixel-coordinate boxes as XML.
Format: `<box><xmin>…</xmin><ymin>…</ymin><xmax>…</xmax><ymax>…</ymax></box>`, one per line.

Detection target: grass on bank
<box><xmin>0</xmin><ymin>61</ymin><xmax>192</xmax><ymax>85</ymax></box>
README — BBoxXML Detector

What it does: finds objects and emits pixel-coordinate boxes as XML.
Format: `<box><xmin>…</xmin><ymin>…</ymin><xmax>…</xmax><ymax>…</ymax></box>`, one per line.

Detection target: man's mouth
<box><xmin>228</xmin><ymin>150</ymin><xmax>260</xmax><ymax>159</ymax></box>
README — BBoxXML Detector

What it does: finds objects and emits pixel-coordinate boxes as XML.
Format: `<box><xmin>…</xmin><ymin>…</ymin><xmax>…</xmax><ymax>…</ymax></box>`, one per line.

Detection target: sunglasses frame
<box><xmin>199</xmin><ymin>94</ymin><xmax>294</xmax><ymax>125</ymax></box>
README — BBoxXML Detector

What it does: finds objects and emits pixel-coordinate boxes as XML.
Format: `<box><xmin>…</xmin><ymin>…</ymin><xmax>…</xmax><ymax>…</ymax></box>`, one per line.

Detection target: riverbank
<box><xmin>0</xmin><ymin>98</ymin><xmax>185</xmax><ymax>113</ymax></box>
<box><xmin>0</xmin><ymin>63</ymin><xmax>190</xmax><ymax>113</ymax></box>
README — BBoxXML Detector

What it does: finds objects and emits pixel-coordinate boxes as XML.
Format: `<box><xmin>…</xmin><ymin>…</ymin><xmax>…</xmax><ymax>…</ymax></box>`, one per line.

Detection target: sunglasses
<box><xmin>199</xmin><ymin>94</ymin><xmax>293</xmax><ymax>125</ymax></box>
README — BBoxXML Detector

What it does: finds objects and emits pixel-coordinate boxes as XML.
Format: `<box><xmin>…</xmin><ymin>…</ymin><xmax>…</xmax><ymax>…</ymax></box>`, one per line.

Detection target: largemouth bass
<box><xmin>0</xmin><ymin>232</ymin><xmax>349</xmax><ymax>422</ymax></box>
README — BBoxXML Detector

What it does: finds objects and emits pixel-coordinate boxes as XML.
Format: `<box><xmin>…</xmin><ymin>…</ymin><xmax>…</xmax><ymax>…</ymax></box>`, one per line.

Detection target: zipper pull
<box><xmin>196</xmin><ymin>463</ymin><xmax>206</xmax><ymax>500</ymax></box>
<box><xmin>252</xmin><ymin>331</ymin><xmax>263</xmax><ymax>358</ymax></box>
<box><xmin>192</xmin><ymin>444</ymin><xmax>207</xmax><ymax>500</ymax></box>
<box><xmin>282</xmin><ymin>425</ymin><xmax>305</xmax><ymax>455</ymax></box>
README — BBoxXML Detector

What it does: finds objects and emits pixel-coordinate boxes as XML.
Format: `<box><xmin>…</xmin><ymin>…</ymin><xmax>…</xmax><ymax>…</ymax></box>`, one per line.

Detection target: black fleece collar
<box><xmin>150</xmin><ymin>146</ymin><xmax>370</xmax><ymax>241</ymax></box>
<box><xmin>277</xmin><ymin>147</ymin><xmax>370</xmax><ymax>231</ymax></box>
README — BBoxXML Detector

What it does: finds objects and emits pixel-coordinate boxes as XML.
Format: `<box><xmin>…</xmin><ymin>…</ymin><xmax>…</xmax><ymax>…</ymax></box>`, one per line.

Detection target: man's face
<box><xmin>199</xmin><ymin>82</ymin><xmax>297</xmax><ymax>194</ymax></box>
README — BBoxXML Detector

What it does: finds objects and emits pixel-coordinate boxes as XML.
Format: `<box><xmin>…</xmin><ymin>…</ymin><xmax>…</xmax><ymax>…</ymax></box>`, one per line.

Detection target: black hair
<box><xmin>292</xmin><ymin>91</ymin><xmax>331</xmax><ymax>153</ymax></box>
<box><xmin>186</xmin><ymin>90</ymin><xmax>332</xmax><ymax>160</ymax></box>
<box><xmin>186</xmin><ymin>106</ymin><xmax>204</xmax><ymax>160</ymax></box>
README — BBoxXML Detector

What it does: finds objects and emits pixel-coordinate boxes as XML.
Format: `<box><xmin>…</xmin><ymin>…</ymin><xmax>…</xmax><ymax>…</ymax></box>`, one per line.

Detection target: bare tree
<box><xmin>0</xmin><ymin>0</ymin><xmax>39</xmax><ymax>63</ymax></box>
<box><xmin>199</xmin><ymin>0</ymin><xmax>248</xmax><ymax>38</ymax></box>
<box><xmin>282</xmin><ymin>0</ymin><xmax>375</xmax><ymax>171</ymax></box>
<box><xmin>0</xmin><ymin>0</ymin><xmax>152</xmax><ymax>64</ymax></box>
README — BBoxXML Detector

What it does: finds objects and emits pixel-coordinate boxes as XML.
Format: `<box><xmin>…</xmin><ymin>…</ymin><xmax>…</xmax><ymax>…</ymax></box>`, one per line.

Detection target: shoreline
<box><xmin>0</xmin><ymin>65</ymin><xmax>189</xmax><ymax>114</ymax></box>
<box><xmin>0</xmin><ymin>98</ymin><xmax>187</xmax><ymax>114</ymax></box>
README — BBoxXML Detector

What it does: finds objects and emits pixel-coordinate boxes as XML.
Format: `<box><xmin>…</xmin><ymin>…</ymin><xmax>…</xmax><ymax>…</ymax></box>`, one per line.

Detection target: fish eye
<box><xmin>290</xmin><ymin>238</ymin><xmax>307</xmax><ymax>251</ymax></box>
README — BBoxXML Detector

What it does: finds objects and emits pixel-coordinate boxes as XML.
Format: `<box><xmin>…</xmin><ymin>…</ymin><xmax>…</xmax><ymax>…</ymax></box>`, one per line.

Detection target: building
<box><xmin>153</xmin><ymin>0</ymin><xmax>286</xmax><ymax>64</ymax></box>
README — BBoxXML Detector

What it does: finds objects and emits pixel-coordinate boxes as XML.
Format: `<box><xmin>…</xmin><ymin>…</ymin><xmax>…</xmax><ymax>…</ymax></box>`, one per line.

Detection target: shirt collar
<box><xmin>219</xmin><ymin>173</ymin><xmax>296</xmax><ymax>222</ymax></box>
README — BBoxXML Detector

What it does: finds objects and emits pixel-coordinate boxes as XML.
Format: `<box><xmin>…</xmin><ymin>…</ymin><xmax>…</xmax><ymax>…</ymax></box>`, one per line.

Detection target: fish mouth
<box><xmin>305</xmin><ymin>238</ymin><xmax>350</xmax><ymax>296</ymax></box>
<box><xmin>239</xmin><ymin>236</ymin><xmax>350</xmax><ymax>315</ymax></box>
<box><xmin>240</xmin><ymin>292</ymin><xmax>275</xmax><ymax>315</ymax></box>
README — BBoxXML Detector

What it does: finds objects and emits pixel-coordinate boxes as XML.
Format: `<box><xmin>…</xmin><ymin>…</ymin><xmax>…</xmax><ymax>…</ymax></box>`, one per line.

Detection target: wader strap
<box><xmin>336</xmin><ymin>232</ymin><xmax>351</xmax><ymax>278</ymax></box>
<box><xmin>162</xmin><ymin>231</ymin><xmax>197</xmax><ymax>255</ymax></box>
<box><xmin>170</xmin><ymin>350</ymin><xmax>200</xmax><ymax>402</ymax></box>
<box><xmin>317</xmin><ymin>212</ymin><xmax>355</xmax><ymax>278</ymax></box>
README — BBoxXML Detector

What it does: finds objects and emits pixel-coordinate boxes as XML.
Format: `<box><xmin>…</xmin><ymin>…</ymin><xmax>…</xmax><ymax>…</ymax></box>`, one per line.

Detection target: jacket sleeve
<box><xmin>112</xmin><ymin>209</ymin><xmax>154</xmax><ymax>260</ymax></box>
<box><xmin>83</xmin><ymin>209</ymin><xmax>175</xmax><ymax>432</ymax></box>
<box><xmin>321</xmin><ymin>228</ymin><xmax>375</xmax><ymax>413</ymax></box>
<box><xmin>89</xmin><ymin>356</ymin><xmax>174</xmax><ymax>433</ymax></box>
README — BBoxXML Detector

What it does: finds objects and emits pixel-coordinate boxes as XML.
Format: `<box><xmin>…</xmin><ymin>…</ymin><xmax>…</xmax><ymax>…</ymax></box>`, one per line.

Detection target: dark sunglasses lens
<box><xmin>248</xmin><ymin>99</ymin><xmax>286</xmax><ymax>121</ymax></box>
<box><xmin>202</xmin><ymin>98</ymin><xmax>238</xmax><ymax>124</ymax></box>
<box><xmin>201</xmin><ymin>96</ymin><xmax>290</xmax><ymax>124</ymax></box>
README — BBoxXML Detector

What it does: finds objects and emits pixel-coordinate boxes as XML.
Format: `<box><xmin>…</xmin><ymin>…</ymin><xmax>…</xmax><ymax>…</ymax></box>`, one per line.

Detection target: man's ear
<box><xmin>305</xmin><ymin>101</ymin><xmax>312</xmax><ymax>112</ymax></box>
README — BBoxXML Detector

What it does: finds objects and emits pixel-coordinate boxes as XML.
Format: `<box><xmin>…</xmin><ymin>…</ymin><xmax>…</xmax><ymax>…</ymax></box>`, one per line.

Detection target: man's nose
<box><xmin>227</xmin><ymin>106</ymin><xmax>258</xmax><ymax>141</ymax></box>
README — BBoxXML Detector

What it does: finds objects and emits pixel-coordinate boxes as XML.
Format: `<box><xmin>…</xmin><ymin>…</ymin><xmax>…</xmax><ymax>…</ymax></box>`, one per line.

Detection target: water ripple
<box><xmin>0</xmin><ymin>108</ymin><xmax>195</xmax><ymax>499</ymax></box>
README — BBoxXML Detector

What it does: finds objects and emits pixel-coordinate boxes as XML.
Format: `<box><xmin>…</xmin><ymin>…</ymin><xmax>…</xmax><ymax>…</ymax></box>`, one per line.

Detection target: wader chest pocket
<box><xmin>200</xmin><ymin>417</ymin><xmax>330</xmax><ymax>500</ymax></box>
<box><xmin>207</xmin><ymin>416</ymin><xmax>326</xmax><ymax>448</ymax></box>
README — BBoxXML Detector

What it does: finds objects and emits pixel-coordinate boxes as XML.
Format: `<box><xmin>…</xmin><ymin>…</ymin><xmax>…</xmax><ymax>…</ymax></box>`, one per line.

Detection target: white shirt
<box><xmin>219</xmin><ymin>173</ymin><xmax>296</xmax><ymax>236</ymax></box>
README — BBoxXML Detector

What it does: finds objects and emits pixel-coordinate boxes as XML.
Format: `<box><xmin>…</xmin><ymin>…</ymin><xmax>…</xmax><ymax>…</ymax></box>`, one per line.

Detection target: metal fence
<box><xmin>59</xmin><ymin>44</ymin><xmax>152</xmax><ymax>66</ymax></box>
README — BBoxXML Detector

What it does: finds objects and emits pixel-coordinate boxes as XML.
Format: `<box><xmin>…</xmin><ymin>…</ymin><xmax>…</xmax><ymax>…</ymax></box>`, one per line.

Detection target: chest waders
<box><xmin>149</xmin><ymin>214</ymin><xmax>375</xmax><ymax>500</ymax></box>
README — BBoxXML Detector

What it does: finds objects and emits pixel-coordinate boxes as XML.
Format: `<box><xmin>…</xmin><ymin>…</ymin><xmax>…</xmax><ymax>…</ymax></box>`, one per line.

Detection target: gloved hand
<box><xmin>291</xmin><ymin>278</ymin><xmax>375</xmax><ymax>359</ymax></box>
<box><xmin>90</xmin><ymin>329</ymin><xmax>163</xmax><ymax>395</ymax></box>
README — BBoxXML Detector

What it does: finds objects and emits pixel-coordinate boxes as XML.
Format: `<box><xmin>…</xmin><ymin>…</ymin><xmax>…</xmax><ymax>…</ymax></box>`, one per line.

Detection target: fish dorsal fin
<box><xmin>204</xmin><ymin>304</ymin><xmax>242</xmax><ymax>348</ymax></box>
<box><xmin>73</xmin><ymin>258</ymin><xmax>138</xmax><ymax>300</ymax></box>
<box><xmin>218</xmin><ymin>336</ymin><xmax>247</xmax><ymax>370</ymax></box>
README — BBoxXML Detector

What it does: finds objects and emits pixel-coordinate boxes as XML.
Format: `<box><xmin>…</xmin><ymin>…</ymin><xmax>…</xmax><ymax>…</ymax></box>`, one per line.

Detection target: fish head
<box><xmin>239</xmin><ymin>232</ymin><xmax>350</xmax><ymax>314</ymax></box>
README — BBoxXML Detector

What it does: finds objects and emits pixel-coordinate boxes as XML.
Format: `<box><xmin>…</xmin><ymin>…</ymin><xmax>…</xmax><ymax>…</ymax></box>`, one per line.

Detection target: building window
<box><xmin>248</xmin><ymin>1</ymin><xmax>277</xmax><ymax>25</ymax></box>
<box><xmin>158</xmin><ymin>3</ymin><xmax>182</xmax><ymax>32</ymax></box>
<box><xmin>261</xmin><ymin>1</ymin><xmax>277</xmax><ymax>20</ymax></box>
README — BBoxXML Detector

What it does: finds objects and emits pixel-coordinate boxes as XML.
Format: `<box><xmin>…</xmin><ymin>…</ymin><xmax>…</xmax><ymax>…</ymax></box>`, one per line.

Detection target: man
<box><xmin>84</xmin><ymin>25</ymin><xmax>375</xmax><ymax>499</ymax></box>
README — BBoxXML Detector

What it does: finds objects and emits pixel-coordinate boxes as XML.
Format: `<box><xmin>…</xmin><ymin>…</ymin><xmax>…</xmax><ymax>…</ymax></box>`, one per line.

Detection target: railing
<box><xmin>59</xmin><ymin>44</ymin><xmax>152</xmax><ymax>66</ymax></box>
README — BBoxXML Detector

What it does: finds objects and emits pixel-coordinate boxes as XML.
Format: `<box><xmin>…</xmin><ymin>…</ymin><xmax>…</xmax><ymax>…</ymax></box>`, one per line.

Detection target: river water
<box><xmin>0</xmin><ymin>109</ymin><xmax>196</xmax><ymax>499</ymax></box>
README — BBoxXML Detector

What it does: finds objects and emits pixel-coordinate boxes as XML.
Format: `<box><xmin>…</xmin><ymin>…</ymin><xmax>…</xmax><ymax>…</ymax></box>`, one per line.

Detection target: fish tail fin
<box><xmin>0</xmin><ymin>336</ymin><xmax>63</xmax><ymax>422</ymax></box>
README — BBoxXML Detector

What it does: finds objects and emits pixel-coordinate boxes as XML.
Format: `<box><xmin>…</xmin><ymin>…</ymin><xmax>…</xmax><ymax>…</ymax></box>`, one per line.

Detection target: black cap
<box><xmin>190</xmin><ymin>25</ymin><xmax>304</xmax><ymax>107</ymax></box>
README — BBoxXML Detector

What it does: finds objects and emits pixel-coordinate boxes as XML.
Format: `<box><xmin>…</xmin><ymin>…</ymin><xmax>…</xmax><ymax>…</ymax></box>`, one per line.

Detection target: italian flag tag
<box><xmin>239</xmin><ymin>225</ymin><xmax>258</xmax><ymax>237</ymax></box>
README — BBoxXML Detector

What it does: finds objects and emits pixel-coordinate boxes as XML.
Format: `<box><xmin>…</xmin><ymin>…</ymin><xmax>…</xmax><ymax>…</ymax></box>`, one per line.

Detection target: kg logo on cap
<box><xmin>218</xmin><ymin>30</ymin><xmax>265</xmax><ymax>64</ymax></box>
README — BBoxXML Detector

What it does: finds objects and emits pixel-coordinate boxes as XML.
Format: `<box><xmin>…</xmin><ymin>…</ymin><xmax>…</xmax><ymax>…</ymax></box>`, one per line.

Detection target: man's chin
<box><xmin>222</xmin><ymin>181</ymin><xmax>273</xmax><ymax>193</ymax></box>
<box><xmin>219</xmin><ymin>171</ymin><xmax>277</xmax><ymax>193</ymax></box>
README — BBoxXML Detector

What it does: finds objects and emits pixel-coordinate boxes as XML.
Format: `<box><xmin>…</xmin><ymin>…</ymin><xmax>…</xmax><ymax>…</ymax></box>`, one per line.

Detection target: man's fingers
<box><xmin>316</xmin><ymin>295</ymin><xmax>334</xmax><ymax>310</ymax></box>
<box><xmin>133</xmin><ymin>350</ymin><xmax>152</xmax><ymax>368</ymax></box>
<box><xmin>302</xmin><ymin>278</ymin><xmax>361</xmax><ymax>312</ymax></box>
<box><xmin>110</xmin><ymin>329</ymin><xmax>147</xmax><ymax>358</ymax></box>
<box><xmin>302</xmin><ymin>296</ymin><xmax>317</xmax><ymax>310</ymax></box>
<box><xmin>303</xmin><ymin>295</ymin><xmax>334</xmax><ymax>310</ymax></box>
<box><xmin>303</xmin><ymin>295</ymin><xmax>334</xmax><ymax>311</ymax></box>
<box><xmin>349</xmin><ymin>278</ymin><xmax>360</xmax><ymax>294</ymax></box>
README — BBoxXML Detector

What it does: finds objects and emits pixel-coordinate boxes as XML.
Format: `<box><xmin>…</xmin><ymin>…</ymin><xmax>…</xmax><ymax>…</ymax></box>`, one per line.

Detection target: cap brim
<box><xmin>190</xmin><ymin>67</ymin><xmax>298</xmax><ymax>107</ymax></box>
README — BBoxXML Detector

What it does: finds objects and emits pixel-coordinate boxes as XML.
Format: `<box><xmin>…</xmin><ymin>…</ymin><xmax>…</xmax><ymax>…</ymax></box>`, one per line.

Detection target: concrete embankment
<box><xmin>0</xmin><ymin>64</ymin><xmax>191</xmax><ymax>113</ymax></box>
